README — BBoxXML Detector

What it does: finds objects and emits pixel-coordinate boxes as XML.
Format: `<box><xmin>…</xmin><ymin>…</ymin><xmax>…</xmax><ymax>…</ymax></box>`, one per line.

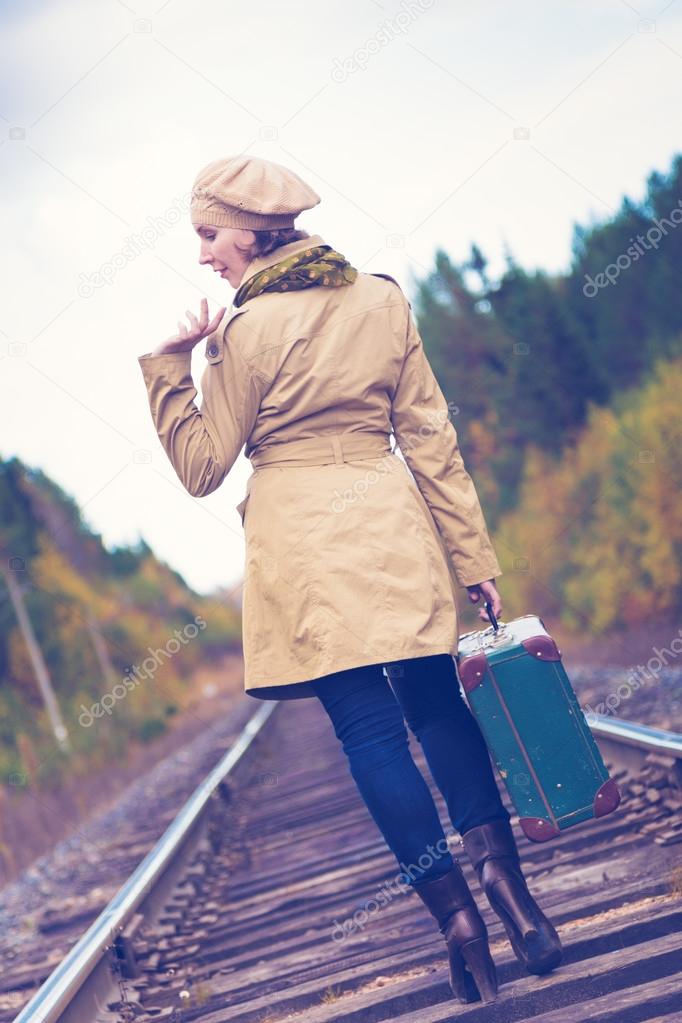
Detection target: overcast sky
<box><xmin>1</xmin><ymin>0</ymin><xmax>681</xmax><ymax>596</ymax></box>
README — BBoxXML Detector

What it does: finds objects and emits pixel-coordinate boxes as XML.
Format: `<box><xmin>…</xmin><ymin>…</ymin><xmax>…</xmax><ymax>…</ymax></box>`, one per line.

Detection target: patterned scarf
<box><xmin>233</xmin><ymin>244</ymin><xmax>358</xmax><ymax>308</ymax></box>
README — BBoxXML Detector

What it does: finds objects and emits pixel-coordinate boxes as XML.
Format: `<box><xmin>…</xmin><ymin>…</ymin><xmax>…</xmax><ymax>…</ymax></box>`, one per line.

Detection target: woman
<box><xmin>137</xmin><ymin>154</ymin><xmax>562</xmax><ymax>1004</ymax></box>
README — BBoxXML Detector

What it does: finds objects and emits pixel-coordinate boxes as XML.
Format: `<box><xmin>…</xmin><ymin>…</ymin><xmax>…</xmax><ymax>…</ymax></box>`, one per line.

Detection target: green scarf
<box><xmin>233</xmin><ymin>244</ymin><xmax>358</xmax><ymax>308</ymax></box>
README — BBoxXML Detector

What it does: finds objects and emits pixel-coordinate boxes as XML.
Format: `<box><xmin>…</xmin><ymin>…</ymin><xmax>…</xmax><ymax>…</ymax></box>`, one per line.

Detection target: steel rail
<box><xmin>588</xmin><ymin>714</ymin><xmax>682</xmax><ymax>759</ymax></box>
<box><xmin>11</xmin><ymin>705</ymin><xmax>681</xmax><ymax>1023</ymax></box>
<box><xmin>12</xmin><ymin>699</ymin><xmax>277</xmax><ymax>1023</ymax></box>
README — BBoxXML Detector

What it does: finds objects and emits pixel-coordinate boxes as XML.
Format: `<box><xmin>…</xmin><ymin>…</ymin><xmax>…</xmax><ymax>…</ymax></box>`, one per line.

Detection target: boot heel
<box><xmin>490</xmin><ymin>878</ymin><xmax>562</xmax><ymax>975</ymax></box>
<box><xmin>462</xmin><ymin>819</ymin><xmax>563</xmax><ymax>976</ymax></box>
<box><xmin>491</xmin><ymin>878</ymin><xmax>539</xmax><ymax>936</ymax></box>
<box><xmin>411</xmin><ymin>864</ymin><xmax>499</xmax><ymax>1004</ymax></box>
<box><xmin>460</xmin><ymin>937</ymin><xmax>498</xmax><ymax>1003</ymax></box>
<box><xmin>446</xmin><ymin>944</ymin><xmax>481</xmax><ymax>1005</ymax></box>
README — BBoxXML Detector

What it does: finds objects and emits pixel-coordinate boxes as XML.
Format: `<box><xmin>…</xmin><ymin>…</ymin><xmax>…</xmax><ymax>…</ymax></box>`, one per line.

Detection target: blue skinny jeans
<box><xmin>310</xmin><ymin>653</ymin><xmax>511</xmax><ymax>888</ymax></box>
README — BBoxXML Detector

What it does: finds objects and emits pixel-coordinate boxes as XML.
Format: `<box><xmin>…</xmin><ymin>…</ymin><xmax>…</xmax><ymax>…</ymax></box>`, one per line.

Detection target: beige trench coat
<box><xmin>138</xmin><ymin>233</ymin><xmax>502</xmax><ymax>700</ymax></box>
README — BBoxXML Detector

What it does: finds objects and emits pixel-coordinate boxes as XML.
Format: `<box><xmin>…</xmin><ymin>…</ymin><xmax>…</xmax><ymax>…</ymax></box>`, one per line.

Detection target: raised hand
<box><xmin>151</xmin><ymin>298</ymin><xmax>227</xmax><ymax>356</ymax></box>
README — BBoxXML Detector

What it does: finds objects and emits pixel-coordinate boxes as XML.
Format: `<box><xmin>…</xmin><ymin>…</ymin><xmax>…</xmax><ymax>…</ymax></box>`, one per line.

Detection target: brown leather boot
<box><xmin>411</xmin><ymin>863</ymin><xmax>498</xmax><ymax>1004</ymax></box>
<box><xmin>461</xmin><ymin>818</ymin><xmax>562</xmax><ymax>975</ymax></box>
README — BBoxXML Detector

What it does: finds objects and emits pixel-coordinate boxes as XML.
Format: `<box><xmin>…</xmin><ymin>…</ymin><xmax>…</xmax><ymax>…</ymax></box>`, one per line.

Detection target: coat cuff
<box><xmin>138</xmin><ymin>350</ymin><xmax>193</xmax><ymax>367</ymax></box>
<box><xmin>456</xmin><ymin>563</ymin><xmax>503</xmax><ymax>588</ymax></box>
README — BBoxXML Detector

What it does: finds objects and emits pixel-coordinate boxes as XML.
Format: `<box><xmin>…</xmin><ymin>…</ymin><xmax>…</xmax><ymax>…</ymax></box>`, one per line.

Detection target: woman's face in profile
<box><xmin>195</xmin><ymin>224</ymin><xmax>257</xmax><ymax>289</ymax></box>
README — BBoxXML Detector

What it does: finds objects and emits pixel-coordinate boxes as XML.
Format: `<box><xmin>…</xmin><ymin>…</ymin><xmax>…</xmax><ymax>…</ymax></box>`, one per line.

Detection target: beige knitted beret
<box><xmin>190</xmin><ymin>155</ymin><xmax>321</xmax><ymax>230</ymax></box>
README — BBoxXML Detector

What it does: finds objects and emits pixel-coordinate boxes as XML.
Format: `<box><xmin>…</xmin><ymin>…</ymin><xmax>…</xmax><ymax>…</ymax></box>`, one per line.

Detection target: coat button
<box><xmin>207</xmin><ymin>343</ymin><xmax>219</xmax><ymax>357</ymax></box>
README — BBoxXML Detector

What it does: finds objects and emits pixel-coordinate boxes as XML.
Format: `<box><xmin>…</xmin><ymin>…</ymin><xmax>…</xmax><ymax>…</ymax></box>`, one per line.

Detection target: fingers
<box><xmin>207</xmin><ymin>307</ymin><xmax>227</xmax><ymax>332</ymax></box>
<box><xmin>469</xmin><ymin>580</ymin><xmax>503</xmax><ymax>622</ymax></box>
<box><xmin>176</xmin><ymin>300</ymin><xmax>227</xmax><ymax>343</ymax></box>
<box><xmin>486</xmin><ymin>584</ymin><xmax>503</xmax><ymax>618</ymax></box>
<box><xmin>166</xmin><ymin>299</ymin><xmax>224</xmax><ymax>352</ymax></box>
<box><xmin>199</xmin><ymin>297</ymin><xmax>222</xmax><ymax>333</ymax></box>
<box><xmin>185</xmin><ymin>311</ymin><xmax>200</xmax><ymax>338</ymax></box>
<box><xmin>478</xmin><ymin>595</ymin><xmax>503</xmax><ymax>620</ymax></box>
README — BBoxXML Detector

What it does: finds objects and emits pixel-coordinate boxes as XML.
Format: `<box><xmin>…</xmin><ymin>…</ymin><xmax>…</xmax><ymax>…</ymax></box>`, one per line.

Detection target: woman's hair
<box><xmin>234</xmin><ymin>227</ymin><xmax>311</xmax><ymax>260</ymax></box>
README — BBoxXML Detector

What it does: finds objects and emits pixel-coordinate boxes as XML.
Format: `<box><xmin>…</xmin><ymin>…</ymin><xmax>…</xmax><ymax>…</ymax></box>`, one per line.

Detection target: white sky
<box><xmin>1</xmin><ymin>0</ymin><xmax>681</xmax><ymax>596</ymax></box>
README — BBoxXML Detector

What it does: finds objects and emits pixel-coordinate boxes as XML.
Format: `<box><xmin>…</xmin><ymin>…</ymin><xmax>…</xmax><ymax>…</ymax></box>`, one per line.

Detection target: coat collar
<box><xmin>237</xmin><ymin>233</ymin><xmax>327</xmax><ymax>291</ymax></box>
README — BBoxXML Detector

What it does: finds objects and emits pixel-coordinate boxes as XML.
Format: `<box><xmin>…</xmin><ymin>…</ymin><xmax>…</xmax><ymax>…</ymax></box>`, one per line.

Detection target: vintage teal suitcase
<box><xmin>456</xmin><ymin>609</ymin><xmax>621</xmax><ymax>842</ymax></box>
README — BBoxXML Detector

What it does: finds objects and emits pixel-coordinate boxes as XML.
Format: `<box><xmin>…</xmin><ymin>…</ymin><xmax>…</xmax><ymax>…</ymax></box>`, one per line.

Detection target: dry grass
<box><xmin>250</xmin><ymin>965</ymin><xmax>439</xmax><ymax>1023</ymax></box>
<box><xmin>555</xmin><ymin>892</ymin><xmax>674</xmax><ymax>933</ymax></box>
<box><xmin>668</xmin><ymin>864</ymin><xmax>682</xmax><ymax>899</ymax></box>
<box><xmin>0</xmin><ymin>654</ymin><xmax>245</xmax><ymax>886</ymax></box>
<box><xmin>319</xmin><ymin>984</ymin><xmax>344</xmax><ymax>1003</ymax></box>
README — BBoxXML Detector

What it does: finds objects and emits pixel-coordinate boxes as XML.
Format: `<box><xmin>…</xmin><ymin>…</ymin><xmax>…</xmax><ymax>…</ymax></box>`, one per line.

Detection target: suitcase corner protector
<box><xmin>594</xmin><ymin>777</ymin><xmax>621</xmax><ymax>817</ymax></box>
<box><xmin>458</xmin><ymin>651</ymin><xmax>489</xmax><ymax>692</ymax></box>
<box><xmin>519</xmin><ymin>817</ymin><xmax>561</xmax><ymax>842</ymax></box>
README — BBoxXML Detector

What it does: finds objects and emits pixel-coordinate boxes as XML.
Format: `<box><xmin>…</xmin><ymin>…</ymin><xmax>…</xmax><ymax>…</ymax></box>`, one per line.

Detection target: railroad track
<box><xmin>4</xmin><ymin>695</ymin><xmax>682</xmax><ymax>1023</ymax></box>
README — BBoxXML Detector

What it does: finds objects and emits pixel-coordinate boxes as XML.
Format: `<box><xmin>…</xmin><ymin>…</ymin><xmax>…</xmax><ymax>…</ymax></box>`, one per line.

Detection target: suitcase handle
<box><xmin>485</xmin><ymin>600</ymin><xmax>500</xmax><ymax>633</ymax></box>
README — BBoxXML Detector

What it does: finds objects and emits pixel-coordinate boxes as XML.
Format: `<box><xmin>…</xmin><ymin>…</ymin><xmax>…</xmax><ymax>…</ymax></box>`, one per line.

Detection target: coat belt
<box><xmin>249</xmin><ymin>431</ymin><xmax>393</xmax><ymax>468</ymax></box>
